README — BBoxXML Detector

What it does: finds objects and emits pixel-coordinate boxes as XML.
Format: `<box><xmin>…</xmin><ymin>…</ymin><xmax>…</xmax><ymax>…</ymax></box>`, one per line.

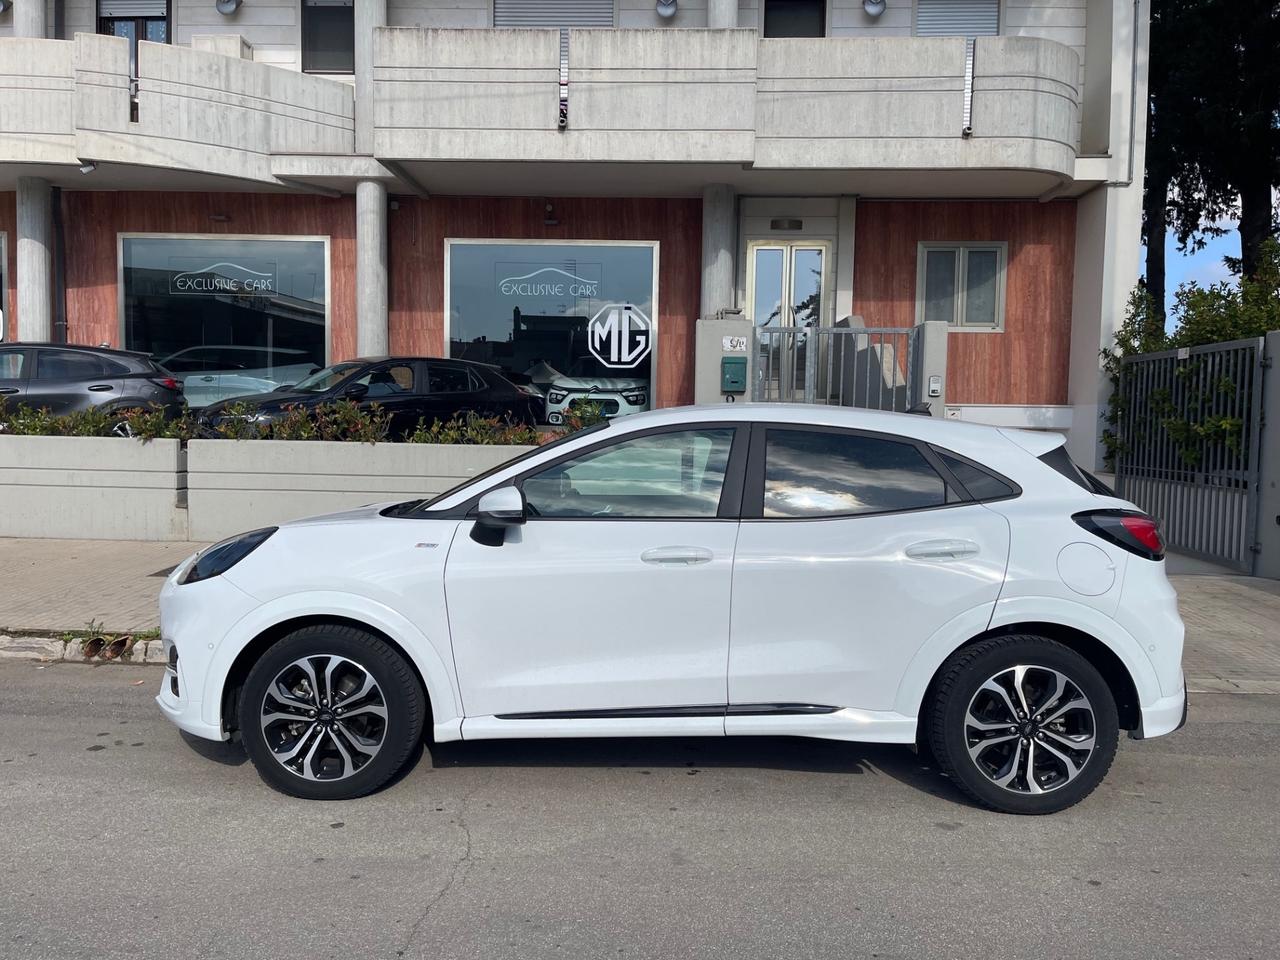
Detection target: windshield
<box><xmin>291</xmin><ymin>362</ymin><xmax>365</xmax><ymax>393</ymax></box>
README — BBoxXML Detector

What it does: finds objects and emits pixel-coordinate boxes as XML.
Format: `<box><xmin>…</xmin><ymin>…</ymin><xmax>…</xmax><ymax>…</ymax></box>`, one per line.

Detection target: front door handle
<box><xmin>87</xmin><ymin>384</ymin><xmax>114</xmax><ymax>392</ymax></box>
<box><xmin>0</xmin><ymin>387</ymin><xmax>19</xmax><ymax>395</ymax></box>
<box><xmin>641</xmin><ymin>546</ymin><xmax>714</xmax><ymax>566</ymax></box>
<box><xmin>906</xmin><ymin>539</ymin><xmax>980</xmax><ymax>561</ymax></box>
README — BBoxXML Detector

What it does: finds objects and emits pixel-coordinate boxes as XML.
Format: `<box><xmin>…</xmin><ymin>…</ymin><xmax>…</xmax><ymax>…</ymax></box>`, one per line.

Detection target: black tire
<box><xmin>927</xmin><ymin>634</ymin><xmax>1119</xmax><ymax>815</ymax></box>
<box><xmin>239</xmin><ymin>624</ymin><xmax>427</xmax><ymax>800</ymax></box>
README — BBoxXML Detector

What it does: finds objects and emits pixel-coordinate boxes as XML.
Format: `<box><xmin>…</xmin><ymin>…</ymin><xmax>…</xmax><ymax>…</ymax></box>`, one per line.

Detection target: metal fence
<box><xmin>1114</xmin><ymin>337</ymin><xmax>1267</xmax><ymax>573</ymax></box>
<box><xmin>753</xmin><ymin>324</ymin><xmax>919</xmax><ymax>411</ymax></box>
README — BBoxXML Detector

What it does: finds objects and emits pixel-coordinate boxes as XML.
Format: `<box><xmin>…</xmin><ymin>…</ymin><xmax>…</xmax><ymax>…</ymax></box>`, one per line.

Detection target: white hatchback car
<box><xmin>157</xmin><ymin>405</ymin><xmax>1186</xmax><ymax>813</ymax></box>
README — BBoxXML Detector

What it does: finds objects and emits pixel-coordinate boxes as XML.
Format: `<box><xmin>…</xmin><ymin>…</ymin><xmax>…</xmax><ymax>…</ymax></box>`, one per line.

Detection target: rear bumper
<box><xmin>1130</xmin><ymin>675</ymin><xmax>1187</xmax><ymax>740</ymax></box>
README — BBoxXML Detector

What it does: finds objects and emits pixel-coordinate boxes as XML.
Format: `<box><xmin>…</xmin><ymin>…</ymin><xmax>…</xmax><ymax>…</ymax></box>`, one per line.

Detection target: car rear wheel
<box><xmin>238</xmin><ymin>624</ymin><xmax>426</xmax><ymax>800</ymax></box>
<box><xmin>927</xmin><ymin>635</ymin><xmax>1118</xmax><ymax>814</ymax></box>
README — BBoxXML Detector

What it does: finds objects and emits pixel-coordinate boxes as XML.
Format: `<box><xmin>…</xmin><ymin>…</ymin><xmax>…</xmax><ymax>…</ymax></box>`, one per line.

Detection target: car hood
<box><xmin>551</xmin><ymin>376</ymin><xmax>647</xmax><ymax>391</ymax></box>
<box><xmin>283</xmin><ymin>502</ymin><xmax>401</xmax><ymax>526</ymax></box>
<box><xmin>201</xmin><ymin>390</ymin><xmax>315</xmax><ymax>415</ymax></box>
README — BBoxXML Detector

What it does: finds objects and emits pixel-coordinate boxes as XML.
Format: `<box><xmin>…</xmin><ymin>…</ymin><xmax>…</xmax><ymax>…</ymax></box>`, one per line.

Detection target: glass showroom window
<box><xmin>916</xmin><ymin>243</ymin><xmax>1007</xmax><ymax>330</ymax></box>
<box><xmin>446</xmin><ymin>241</ymin><xmax>657</xmax><ymax>425</ymax></box>
<box><xmin>302</xmin><ymin>0</ymin><xmax>355</xmax><ymax>73</ymax></box>
<box><xmin>120</xmin><ymin>236</ymin><xmax>328</xmax><ymax>407</ymax></box>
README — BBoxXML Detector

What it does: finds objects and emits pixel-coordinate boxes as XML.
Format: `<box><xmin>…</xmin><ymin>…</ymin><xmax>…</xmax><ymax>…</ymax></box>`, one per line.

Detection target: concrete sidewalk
<box><xmin>1</xmin><ymin>537</ymin><xmax>1277</xmax><ymax>691</ymax></box>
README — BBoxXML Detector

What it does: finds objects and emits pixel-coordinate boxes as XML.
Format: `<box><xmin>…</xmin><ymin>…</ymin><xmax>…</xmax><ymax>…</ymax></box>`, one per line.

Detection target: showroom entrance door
<box><xmin>747</xmin><ymin>241</ymin><xmax>832</xmax><ymax>402</ymax></box>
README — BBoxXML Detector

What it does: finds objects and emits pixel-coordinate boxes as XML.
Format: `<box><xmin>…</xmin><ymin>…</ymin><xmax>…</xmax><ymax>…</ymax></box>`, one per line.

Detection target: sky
<box><xmin>1142</xmin><ymin>225</ymin><xmax>1239</xmax><ymax>332</ymax></box>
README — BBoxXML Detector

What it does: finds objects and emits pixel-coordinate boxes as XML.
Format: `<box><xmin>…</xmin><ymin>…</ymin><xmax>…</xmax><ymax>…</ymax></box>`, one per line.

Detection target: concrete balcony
<box><xmin>373</xmin><ymin>27</ymin><xmax>759</xmax><ymax>164</ymax></box>
<box><xmin>1</xmin><ymin>34</ymin><xmax>355</xmax><ymax>188</ymax></box>
<box><xmin>755</xmin><ymin>35</ymin><xmax>1081</xmax><ymax>176</ymax></box>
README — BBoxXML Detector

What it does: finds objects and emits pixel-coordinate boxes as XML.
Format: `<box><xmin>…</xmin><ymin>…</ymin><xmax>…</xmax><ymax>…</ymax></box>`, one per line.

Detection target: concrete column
<box><xmin>708</xmin><ymin>0</ymin><xmax>738</xmax><ymax>29</ymax></box>
<box><xmin>700</xmin><ymin>185</ymin><xmax>735</xmax><ymax>321</ymax></box>
<box><xmin>15</xmin><ymin>0</ymin><xmax>48</xmax><ymax>38</ymax></box>
<box><xmin>356</xmin><ymin>180</ymin><xmax>389</xmax><ymax>357</ymax></box>
<box><xmin>16</xmin><ymin>177</ymin><xmax>54</xmax><ymax>342</ymax></box>
<box><xmin>354</xmin><ymin>0</ymin><xmax>386</xmax><ymax>155</ymax></box>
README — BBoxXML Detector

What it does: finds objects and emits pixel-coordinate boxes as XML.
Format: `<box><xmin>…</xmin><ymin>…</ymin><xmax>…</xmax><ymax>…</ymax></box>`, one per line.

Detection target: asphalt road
<box><xmin>0</xmin><ymin>662</ymin><xmax>1275</xmax><ymax>960</ymax></box>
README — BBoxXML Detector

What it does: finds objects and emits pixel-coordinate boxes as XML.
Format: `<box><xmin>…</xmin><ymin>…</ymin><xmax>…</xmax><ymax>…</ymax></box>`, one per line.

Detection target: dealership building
<box><xmin>0</xmin><ymin>0</ymin><xmax>1148</xmax><ymax>466</ymax></box>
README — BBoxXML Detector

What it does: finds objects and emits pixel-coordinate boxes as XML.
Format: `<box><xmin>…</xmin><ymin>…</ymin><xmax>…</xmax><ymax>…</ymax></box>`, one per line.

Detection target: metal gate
<box><xmin>1114</xmin><ymin>337</ymin><xmax>1267</xmax><ymax>573</ymax></box>
<box><xmin>753</xmin><ymin>324</ymin><xmax>919</xmax><ymax>412</ymax></box>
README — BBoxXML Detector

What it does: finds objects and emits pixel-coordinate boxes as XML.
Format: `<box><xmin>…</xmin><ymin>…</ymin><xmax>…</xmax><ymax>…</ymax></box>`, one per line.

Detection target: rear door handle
<box><xmin>906</xmin><ymin>539</ymin><xmax>980</xmax><ymax>561</ymax></box>
<box><xmin>87</xmin><ymin>384</ymin><xmax>114</xmax><ymax>392</ymax></box>
<box><xmin>641</xmin><ymin>546</ymin><xmax>714</xmax><ymax>566</ymax></box>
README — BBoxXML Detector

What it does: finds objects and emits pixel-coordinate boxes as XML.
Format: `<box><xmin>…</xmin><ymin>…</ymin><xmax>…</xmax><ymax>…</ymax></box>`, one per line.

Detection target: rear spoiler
<box><xmin>998</xmin><ymin>427</ymin><xmax>1068</xmax><ymax>458</ymax></box>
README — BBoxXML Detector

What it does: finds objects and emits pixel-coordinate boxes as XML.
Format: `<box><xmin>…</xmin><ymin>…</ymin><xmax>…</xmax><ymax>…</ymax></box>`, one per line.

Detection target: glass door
<box><xmin>747</xmin><ymin>242</ymin><xmax>830</xmax><ymax>401</ymax></box>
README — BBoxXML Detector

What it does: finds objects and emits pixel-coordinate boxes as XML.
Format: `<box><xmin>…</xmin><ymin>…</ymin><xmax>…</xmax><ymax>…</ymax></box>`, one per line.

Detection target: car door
<box><xmin>0</xmin><ymin>346</ymin><xmax>31</xmax><ymax>408</ymax></box>
<box><xmin>444</xmin><ymin>423</ymin><xmax>747</xmax><ymax>727</ymax></box>
<box><xmin>726</xmin><ymin>424</ymin><xmax>1011</xmax><ymax>731</ymax></box>
<box><xmin>422</xmin><ymin>362</ymin><xmax>485</xmax><ymax>424</ymax></box>
<box><xmin>347</xmin><ymin>361</ymin><xmax>422</xmax><ymax>436</ymax></box>
<box><xmin>28</xmin><ymin>349</ymin><xmax>124</xmax><ymax>414</ymax></box>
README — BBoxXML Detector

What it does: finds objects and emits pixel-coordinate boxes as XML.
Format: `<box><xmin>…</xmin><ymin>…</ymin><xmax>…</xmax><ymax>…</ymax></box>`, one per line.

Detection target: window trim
<box><xmin>115</xmin><ymin>232</ymin><xmax>332</xmax><ymax>368</ymax></box>
<box><xmin>741</xmin><ymin>422</ymin><xmax>971</xmax><ymax>522</ymax></box>
<box><xmin>430</xmin><ymin>421</ymin><xmax>750</xmax><ymax>522</ymax></box>
<box><xmin>301</xmin><ymin>0</ymin><xmax>355</xmax><ymax>75</ymax></box>
<box><xmin>915</xmin><ymin>241</ymin><xmax>1008</xmax><ymax>333</ymax></box>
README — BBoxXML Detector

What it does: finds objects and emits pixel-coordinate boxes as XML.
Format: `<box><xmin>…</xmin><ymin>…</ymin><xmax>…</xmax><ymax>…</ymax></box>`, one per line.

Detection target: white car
<box><xmin>544</xmin><ymin>376</ymin><xmax>649</xmax><ymax>424</ymax></box>
<box><xmin>156</xmin><ymin>405</ymin><xmax>1186</xmax><ymax>813</ymax></box>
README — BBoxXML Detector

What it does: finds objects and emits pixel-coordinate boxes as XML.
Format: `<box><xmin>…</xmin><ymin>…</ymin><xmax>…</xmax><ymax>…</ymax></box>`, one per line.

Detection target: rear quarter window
<box><xmin>933</xmin><ymin>450</ymin><xmax>1019</xmax><ymax>502</ymax></box>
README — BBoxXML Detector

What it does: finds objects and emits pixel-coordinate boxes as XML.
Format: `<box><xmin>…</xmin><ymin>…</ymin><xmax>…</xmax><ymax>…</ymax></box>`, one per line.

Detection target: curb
<box><xmin>0</xmin><ymin>634</ymin><xmax>167</xmax><ymax>664</ymax></box>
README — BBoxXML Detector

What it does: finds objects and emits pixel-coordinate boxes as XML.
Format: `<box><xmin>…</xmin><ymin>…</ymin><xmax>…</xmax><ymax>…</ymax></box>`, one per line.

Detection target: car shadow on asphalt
<box><xmin>428</xmin><ymin>736</ymin><xmax>975</xmax><ymax>807</ymax></box>
<box><xmin>179</xmin><ymin>730</ymin><xmax>248</xmax><ymax>766</ymax></box>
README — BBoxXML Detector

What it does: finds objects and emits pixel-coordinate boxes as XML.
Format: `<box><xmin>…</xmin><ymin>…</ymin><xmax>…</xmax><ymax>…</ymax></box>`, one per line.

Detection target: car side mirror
<box><xmin>471</xmin><ymin>485</ymin><xmax>526</xmax><ymax>546</ymax></box>
<box><xmin>343</xmin><ymin>382</ymin><xmax>369</xmax><ymax>400</ymax></box>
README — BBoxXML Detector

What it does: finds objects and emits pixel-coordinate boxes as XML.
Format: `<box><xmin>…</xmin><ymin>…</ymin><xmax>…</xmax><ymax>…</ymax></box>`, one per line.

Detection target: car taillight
<box><xmin>151</xmin><ymin>377</ymin><xmax>182</xmax><ymax>392</ymax></box>
<box><xmin>1073</xmin><ymin>510</ymin><xmax>1165</xmax><ymax>561</ymax></box>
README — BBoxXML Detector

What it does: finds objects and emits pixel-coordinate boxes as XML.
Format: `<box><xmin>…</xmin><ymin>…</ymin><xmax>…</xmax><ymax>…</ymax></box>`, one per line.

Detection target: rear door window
<box><xmin>34</xmin><ymin>350</ymin><xmax>119</xmax><ymax>379</ymax></box>
<box><xmin>427</xmin><ymin>364</ymin><xmax>477</xmax><ymax>394</ymax></box>
<box><xmin>760</xmin><ymin>428</ymin><xmax>949</xmax><ymax>518</ymax></box>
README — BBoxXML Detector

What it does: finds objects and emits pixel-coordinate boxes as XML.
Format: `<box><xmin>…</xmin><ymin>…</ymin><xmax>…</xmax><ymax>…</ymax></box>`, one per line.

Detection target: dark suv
<box><xmin>0</xmin><ymin>343</ymin><xmax>184</xmax><ymax>418</ymax></box>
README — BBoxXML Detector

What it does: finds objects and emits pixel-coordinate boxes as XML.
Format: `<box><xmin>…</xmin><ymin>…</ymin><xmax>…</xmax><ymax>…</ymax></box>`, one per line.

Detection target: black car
<box><xmin>0</xmin><ymin>342</ymin><xmax>183</xmax><ymax>419</ymax></box>
<box><xmin>198</xmin><ymin>357</ymin><xmax>543</xmax><ymax>437</ymax></box>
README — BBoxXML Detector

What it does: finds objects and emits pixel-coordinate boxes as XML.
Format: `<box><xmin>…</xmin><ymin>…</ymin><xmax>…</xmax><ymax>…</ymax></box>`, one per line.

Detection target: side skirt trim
<box><xmin>493</xmin><ymin>703</ymin><xmax>841</xmax><ymax>721</ymax></box>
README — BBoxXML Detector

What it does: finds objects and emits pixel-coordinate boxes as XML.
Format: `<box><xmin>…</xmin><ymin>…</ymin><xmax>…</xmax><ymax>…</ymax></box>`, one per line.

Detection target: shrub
<box><xmin>407</xmin><ymin>411</ymin><xmax>540</xmax><ymax>446</ymax></box>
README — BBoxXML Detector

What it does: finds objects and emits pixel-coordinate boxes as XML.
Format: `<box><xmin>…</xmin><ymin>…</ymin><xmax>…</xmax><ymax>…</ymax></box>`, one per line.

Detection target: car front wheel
<box><xmin>927</xmin><ymin>635</ymin><xmax>1119</xmax><ymax>814</ymax></box>
<box><xmin>238</xmin><ymin>624</ymin><xmax>427</xmax><ymax>800</ymax></box>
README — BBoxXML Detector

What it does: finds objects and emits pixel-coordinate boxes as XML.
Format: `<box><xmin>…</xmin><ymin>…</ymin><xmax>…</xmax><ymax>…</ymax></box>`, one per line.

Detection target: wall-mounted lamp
<box><xmin>656</xmin><ymin>0</ymin><xmax>677</xmax><ymax>18</ymax></box>
<box><xmin>215</xmin><ymin>0</ymin><xmax>242</xmax><ymax>14</ymax></box>
<box><xmin>78</xmin><ymin>162</ymin><xmax>97</xmax><ymax>175</ymax></box>
<box><xmin>863</xmin><ymin>0</ymin><xmax>886</xmax><ymax>16</ymax></box>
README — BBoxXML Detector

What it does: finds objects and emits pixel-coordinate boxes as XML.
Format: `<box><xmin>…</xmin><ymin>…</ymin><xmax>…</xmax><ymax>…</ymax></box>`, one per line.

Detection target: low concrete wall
<box><xmin>186</xmin><ymin>440</ymin><xmax>533</xmax><ymax>541</ymax></box>
<box><xmin>0</xmin><ymin>437</ymin><xmax>188</xmax><ymax>540</ymax></box>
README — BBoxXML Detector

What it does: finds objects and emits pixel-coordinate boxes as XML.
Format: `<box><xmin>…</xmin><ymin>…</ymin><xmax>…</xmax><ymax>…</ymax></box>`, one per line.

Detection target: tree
<box><xmin>1143</xmin><ymin>0</ymin><xmax>1279</xmax><ymax>304</ymax></box>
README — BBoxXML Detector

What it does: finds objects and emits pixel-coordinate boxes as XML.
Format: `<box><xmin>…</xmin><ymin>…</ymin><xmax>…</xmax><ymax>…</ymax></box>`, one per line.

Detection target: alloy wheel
<box><xmin>259</xmin><ymin>655</ymin><xmax>388</xmax><ymax>782</ymax></box>
<box><xmin>963</xmin><ymin>664</ymin><xmax>1097</xmax><ymax>795</ymax></box>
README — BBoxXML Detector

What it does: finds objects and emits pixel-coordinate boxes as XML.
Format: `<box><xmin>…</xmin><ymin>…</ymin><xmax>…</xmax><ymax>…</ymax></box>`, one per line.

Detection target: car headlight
<box><xmin>621</xmin><ymin>391</ymin><xmax>647</xmax><ymax>405</ymax></box>
<box><xmin>181</xmin><ymin>527</ymin><xmax>277</xmax><ymax>584</ymax></box>
<box><xmin>547</xmin><ymin>389</ymin><xmax>569</xmax><ymax>404</ymax></box>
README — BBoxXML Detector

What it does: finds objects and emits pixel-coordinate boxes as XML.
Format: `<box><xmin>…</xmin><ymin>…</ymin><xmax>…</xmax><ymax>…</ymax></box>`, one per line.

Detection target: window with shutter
<box><xmin>491</xmin><ymin>0</ymin><xmax>616</xmax><ymax>28</ymax></box>
<box><xmin>914</xmin><ymin>0</ymin><xmax>999</xmax><ymax>37</ymax></box>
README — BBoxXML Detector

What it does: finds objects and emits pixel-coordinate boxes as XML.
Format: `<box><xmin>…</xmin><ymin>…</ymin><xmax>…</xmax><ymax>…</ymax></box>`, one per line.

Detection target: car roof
<box><xmin>5</xmin><ymin>341</ymin><xmax>153</xmax><ymax>360</ymax></box>
<box><xmin>597</xmin><ymin>402</ymin><xmax>1063</xmax><ymax>450</ymax></box>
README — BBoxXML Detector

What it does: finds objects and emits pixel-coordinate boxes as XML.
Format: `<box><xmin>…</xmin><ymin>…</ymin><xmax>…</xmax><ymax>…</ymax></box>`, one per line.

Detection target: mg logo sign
<box><xmin>587</xmin><ymin>303</ymin><xmax>652</xmax><ymax>369</ymax></box>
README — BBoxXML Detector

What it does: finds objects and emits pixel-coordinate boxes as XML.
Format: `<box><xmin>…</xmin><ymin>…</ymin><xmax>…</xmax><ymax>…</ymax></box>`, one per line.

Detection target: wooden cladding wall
<box><xmin>58</xmin><ymin>192</ymin><xmax>358</xmax><ymax>360</ymax></box>
<box><xmin>388</xmin><ymin>197</ymin><xmax>703</xmax><ymax>409</ymax></box>
<box><xmin>852</xmin><ymin>200</ymin><xmax>1077</xmax><ymax>406</ymax></box>
<box><xmin>1</xmin><ymin>192</ymin><xmax>14</xmax><ymax>341</ymax></box>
